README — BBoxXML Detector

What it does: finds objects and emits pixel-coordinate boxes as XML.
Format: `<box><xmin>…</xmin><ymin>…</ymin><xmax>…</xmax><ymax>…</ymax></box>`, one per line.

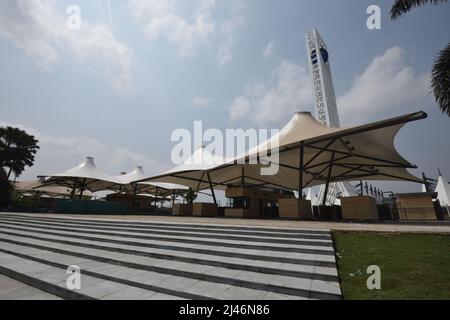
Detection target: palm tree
<box><xmin>184</xmin><ymin>188</ymin><xmax>198</xmax><ymax>205</ymax></box>
<box><xmin>0</xmin><ymin>126</ymin><xmax>40</xmax><ymax>181</ymax></box>
<box><xmin>391</xmin><ymin>0</ymin><xmax>450</xmax><ymax>116</ymax></box>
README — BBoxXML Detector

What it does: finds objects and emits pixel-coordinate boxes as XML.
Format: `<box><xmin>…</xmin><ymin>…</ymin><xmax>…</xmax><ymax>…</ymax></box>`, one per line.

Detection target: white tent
<box><xmin>138</xmin><ymin>111</ymin><xmax>426</xmax><ymax>203</ymax></box>
<box><xmin>110</xmin><ymin>166</ymin><xmax>187</xmax><ymax>198</ymax></box>
<box><xmin>435</xmin><ymin>174</ymin><xmax>450</xmax><ymax>207</ymax></box>
<box><xmin>204</xmin><ymin>111</ymin><xmax>425</xmax><ymax>191</ymax></box>
<box><xmin>39</xmin><ymin>157</ymin><xmax>118</xmax><ymax>196</ymax></box>
<box><xmin>138</xmin><ymin>146</ymin><xmax>228</xmax><ymax>191</ymax></box>
<box><xmin>15</xmin><ymin>180</ymin><xmax>94</xmax><ymax>198</ymax></box>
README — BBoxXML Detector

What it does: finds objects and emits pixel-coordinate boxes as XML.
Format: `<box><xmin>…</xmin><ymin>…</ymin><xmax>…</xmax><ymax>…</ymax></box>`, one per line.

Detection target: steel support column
<box><xmin>298</xmin><ymin>141</ymin><xmax>305</xmax><ymax>199</ymax></box>
<box><xmin>207</xmin><ymin>171</ymin><xmax>217</xmax><ymax>205</ymax></box>
<box><xmin>322</xmin><ymin>152</ymin><xmax>335</xmax><ymax>206</ymax></box>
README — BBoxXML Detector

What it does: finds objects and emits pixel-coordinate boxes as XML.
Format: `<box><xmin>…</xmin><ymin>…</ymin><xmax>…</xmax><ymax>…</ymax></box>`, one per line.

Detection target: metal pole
<box><xmin>207</xmin><ymin>171</ymin><xmax>217</xmax><ymax>205</ymax></box>
<box><xmin>322</xmin><ymin>152</ymin><xmax>335</xmax><ymax>206</ymax></box>
<box><xmin>298</xmin><ymin>141</ymin><xmax>304</xmax><ymax>199</ymax></box>
<box><xmin>132</xmin><ymin>184</ymin><xmax>138</xmax><ymax>211</ymax></box>
<box><xmin>78</xmin><ymin>178</ymin><xmax>86</xmax><ymax>200</ymax></box>
<box><xmin>154</xmin><ymin>187</ymin><xmax>159</xmax><ymax>207</ymax></box>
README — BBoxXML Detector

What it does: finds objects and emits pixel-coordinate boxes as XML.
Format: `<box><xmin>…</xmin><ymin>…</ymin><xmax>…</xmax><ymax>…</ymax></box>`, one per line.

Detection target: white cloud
<box><xmin>128</xmin><ymin>0</ymin><xmax>216</xmax><ymax>57</ymax></box>
<box><xmin>217</xmin><ymin>13</ymin><xmax>243</xmax><ymax>65</ymax></box>
<box><xmin>338</xmin><ymin>46</ymin><xmax>431</xmax><ymax>125</ymax></box>
<box><xmin>192</xmin><ymin>97</ymin><xmax>212</xmax><ymax>107</ymax></box>
<box><xmin>129</xmin><ymin>0</ymin><xmax>244</xmax><ymax>65</ymax></box>
<box><xmin>0</xmin><ymin>121</ymin><xmax>165</xmax><ymax>182</ymax></box>
<box><xmin>262</xmin><ymin>40</ymin><xmax>275</xmax><ymax>58</ymax></box>
<box><xmin>229</xmin><ymin>60</ymin><xmax>313</xmax><ymax>125</ymax></box>
<box><xmin>0</xmin><ymin>0</ymin><xmax>135</xmax><ymax>93</ymax></box>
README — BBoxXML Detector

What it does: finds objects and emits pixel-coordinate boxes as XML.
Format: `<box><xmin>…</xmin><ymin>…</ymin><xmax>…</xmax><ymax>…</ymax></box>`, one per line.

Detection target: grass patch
<box><xmin>333</xmin><ymin>231</ymin><xmax>450</xmax><ymax>300</ymax></box>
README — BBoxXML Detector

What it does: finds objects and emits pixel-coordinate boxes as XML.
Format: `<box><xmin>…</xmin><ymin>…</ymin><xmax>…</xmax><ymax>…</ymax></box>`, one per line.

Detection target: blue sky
<box><xmin>1</xmin><ymin>0</ymin><xmax>449</xmax><ymax>194</ymax></box>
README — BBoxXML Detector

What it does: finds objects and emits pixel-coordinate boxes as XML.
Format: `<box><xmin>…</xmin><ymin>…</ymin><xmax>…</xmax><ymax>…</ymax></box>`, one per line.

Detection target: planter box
<box><xmin>192</xmin><ymin>203</ymin><xmax>218</xmax><ymax>217</ymax></box>
<box><xmin>341</xmin><ymin>196</ymin><xmax>378</xmax><ymax>220</ymax></box>
<box><xmin>279</xmin><ymin>198</ymin><xmax>312</xmax><ymax>219</ymax></box>
<box><xmin>396</xmin><ymin>193</ymin><xmax>437</xmax><ymax>221</ymax></box>
<box><xmin>172</xmin><ymin>204</ymin><xmax>192</xmax><ymax>216</ymax></box>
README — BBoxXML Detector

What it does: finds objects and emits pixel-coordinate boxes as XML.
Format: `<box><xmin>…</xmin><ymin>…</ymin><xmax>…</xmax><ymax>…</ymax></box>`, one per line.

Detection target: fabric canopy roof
<box><xmin>39</xmin><ymin>157</ymin><xmax>118</xmax><ymax>193</ymax></box>
<box><xmin>137</xmin><ymin>146</ymin><xmax>229</xmax><ymax>191</ymax></box>
<box><xmin>15</xmin><ymin>180</ymin><xmax>93</xmax><ymax>198</ymax></box>
<box><xmin>136</xmin><ymin>111</ymin><xmax>427</xmax><ymax>194</ymax></box>
<box><xmin>109</xmin><ymin>166</ymin><xmax>188</xmax><ymax>197</ymax></box>
<box><xmin>40</xmin><ymin>159</ymin><xmax>187</xmax><ymax>197</ymax></box>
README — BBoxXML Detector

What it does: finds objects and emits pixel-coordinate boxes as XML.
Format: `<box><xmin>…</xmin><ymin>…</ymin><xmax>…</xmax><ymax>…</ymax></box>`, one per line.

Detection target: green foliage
<box><xmin>10</xmin><ymin>191</ymin><xmax>40</xmax><ymax>209</ymax></box>
<box><xmin>391</xmin><ymin>0</ymin><xmax>450</xmax><ymax>117</ymax></box>
<box><xmin>184</xmin><ymin>188</ymin><xmax>198</xmax><ymax>205</ymax></box>
<box><xmin>432</xmin><ymin>42</ymin><xmax>450</xmax><ymax>116</ymax></box>
<box><xmin>334</xmin><ymin>231</ymin><xmax>450</xmax><ymax>299</ymax></box>
<box><xmin>0</xmin><ymin>126</ymin><xmax>40</xmax><ymax>179</ymax></box>
<box><xmin>390</xmin><ymin>0</ymin><xmax>448</xmax><ymax>20</ymax></box>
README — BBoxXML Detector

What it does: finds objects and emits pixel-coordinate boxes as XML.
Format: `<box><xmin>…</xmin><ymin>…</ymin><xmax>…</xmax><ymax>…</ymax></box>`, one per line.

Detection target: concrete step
<box><xmin>0</xmin><ymin>219</ymin><xmax>334</xmax><ymax>260</ymax></box>
<box><xmin>0</xmin><ymin>226</ymin><xmax>338</xmax><ymax>281</ymax></box>
<box><xmin>0</xmin><ymin>234</ymin><xmax>341</xmax><ymax>299</ymax></box>
<box><xmin>0</xmin><ymin>242</ymin><xmax>309</xmax><ymax>300</ymax></box>
<box><xmin>0</xmin><ymin>216</ymin><xmax>332</xmax><ymax>246</ymax></box>
<box><xmin>0</xmin><ymin>213</ymin><xmax>331</xmax><ymax>235</ymax></box>
<box><xmin>0</xmin><ymin>223</ymin><xmax>336</xmax><ymax>271</ymax></box>
<box><xmin>0</xmin><ymin>274</ymin><xmax>61</xmax><ymax>300</ymax></box>
<box><xmin>0</xmin><ymin>218</ymin><xmax>334</xmax><ymax>254</ymax></box>
<box><xmin>0</xmin><ymin>213</ymin><xmax>342</xmax><ymax>300</ymax></box>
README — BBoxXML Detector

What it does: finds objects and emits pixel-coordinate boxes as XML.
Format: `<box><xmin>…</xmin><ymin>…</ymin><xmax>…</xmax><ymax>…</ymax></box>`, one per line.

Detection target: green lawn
<box><xmin>333</xmin><ymin>231</ymin><xmax>450</xmax><ymax>300</ymax></box>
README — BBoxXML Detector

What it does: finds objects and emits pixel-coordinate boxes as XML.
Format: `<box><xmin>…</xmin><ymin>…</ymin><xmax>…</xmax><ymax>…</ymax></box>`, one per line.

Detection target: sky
<box><xmin>1</xmin><ymin>0</ymin><xmax>449</xmax><ymax>198</ymax></box>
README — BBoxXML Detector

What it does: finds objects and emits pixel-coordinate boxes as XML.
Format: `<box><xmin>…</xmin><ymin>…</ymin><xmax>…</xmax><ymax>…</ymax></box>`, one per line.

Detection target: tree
<box><xmin>391</xmin><ymin>0</ymin><xmax>450</xmax><ymax>116</ymax></box>
<box><xmin>184</xmin><ymin>188</ymin><xmax>198</xmax><ymax>205</ymax></box>
<box><xmin>0</xmin><ymin>167</ymin><xmax>12</xmax><ymax>207</ymax></box>
<box><xmin>0</xmin><ymin>126</ymin><xmax>40</xmax><ymax>181</ymax></box>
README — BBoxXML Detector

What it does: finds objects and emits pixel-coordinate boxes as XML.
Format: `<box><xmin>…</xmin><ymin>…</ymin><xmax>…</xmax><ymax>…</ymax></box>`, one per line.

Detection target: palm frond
<box><xmin>431</xmin><ymin>42</ymin><xmax>450</xmax><ymax>116</ymax></box>
<box><xmin>391</xmin><ymin>0</ymin><xmax>448</xmax><ymax>19</ymax></box>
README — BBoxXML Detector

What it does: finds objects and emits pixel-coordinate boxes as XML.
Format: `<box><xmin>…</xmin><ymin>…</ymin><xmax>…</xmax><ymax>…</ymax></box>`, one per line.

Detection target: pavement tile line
<box><xmin>0</xmin><ymin>247</ymin><xmax>212</xmax><ymax>300</ymax></box>
<box><xmin>0</xmin><ymin>236</ymin><xmax>341</xmax><ymax>300</ymax></box>
<box><xmin>0</xmin><ymin>216</ymin><xmax>332</xmax><ymax>246</ymax></box>
<box><xmin>0</xmin><ymin>213</ymin><xmax>331</xmax><ymax>234</ymax></box>
<box><xmin>0</xmin><ymin>213</ymin><xmax>342</xmax><ymax>300</ymax></box>
<box><xmin>0</xmin><ymin>218</ymin><xmax>334</xmax><ymax>254</ymax></box>
<box><xmin>0</xmin><ymin>216</ymin><xmax>334</xmax><ymax>252</ymax></box>
<box><xmin>0</xmin><ymin>213</ymin><xmax>332</xmax><ymax>238</ymax></box>
<box><xmin>0</xmin><ymin>223</ymin><xmax>336</xmax><ymax>267</ymax></box>
<box><xmin>0</xmin><ymin>259</ymin><xmax>94</xmax><ymax>300</ymax></box>
<box><xmin>0</xmin><ymin>245</ymin><xmax>308</xmax><ymax>301</ymax></box>
<box><xmin>0</xmin><ymin>228</ymin><xmax>338</xmax><ymax>282</ymax></box>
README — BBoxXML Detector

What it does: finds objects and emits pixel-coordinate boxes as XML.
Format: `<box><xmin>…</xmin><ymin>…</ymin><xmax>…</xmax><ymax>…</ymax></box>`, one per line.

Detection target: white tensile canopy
<box><xmin>39</xmin><ymin>157</ymin><xmax>118</xmax><ymax>196</ymax></box>
<box><xmin>40</xmin><ymin>159</ymin><xmax>187</xmax><ymax>200</ymax></box>
<box><xmin>435</xmin><ymin>174</ymin><xmax>450</xmax><ymax>207</ymax></box>
<box><xmin>15</xmin><ymin>180</ymin><xmax>94</xmax><ymax>198</ymax></box>
<box><xmin>109</xmin><ymin>166</ymin><xmax>188</xmax><ymax>198</ymax></box>
<box><xmin>137</xmin><ymin>111</ymin><xmax>427</xmax><ymax>203</ymax></box>
<box><xmin>139</xmin><ymin>146</ymin><xmax>228</xmax><ymax>191</ymax></box>
<box><xmin>209</xmin><ymin>111</ymin><xmax>425</xmax><ymax>190</ymax></box>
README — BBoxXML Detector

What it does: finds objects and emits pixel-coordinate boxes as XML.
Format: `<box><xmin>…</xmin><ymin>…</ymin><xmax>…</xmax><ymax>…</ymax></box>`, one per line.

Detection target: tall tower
<box><xmin>305</xmin><ymin>29</ymin><xmax>357</xmax><ymax>205</ymax></box>
<box><xmin>306</xmin><ymin>29</ymin><xmax>340</xmax><ymax>127</ymax></box>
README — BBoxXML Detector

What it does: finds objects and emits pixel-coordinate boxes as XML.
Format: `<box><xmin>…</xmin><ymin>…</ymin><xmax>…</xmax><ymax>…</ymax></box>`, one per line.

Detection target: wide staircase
<box><xmin>0</xmin><ymin>212</ymin><xmax>342</xmax><ymax>300</ymax></box>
